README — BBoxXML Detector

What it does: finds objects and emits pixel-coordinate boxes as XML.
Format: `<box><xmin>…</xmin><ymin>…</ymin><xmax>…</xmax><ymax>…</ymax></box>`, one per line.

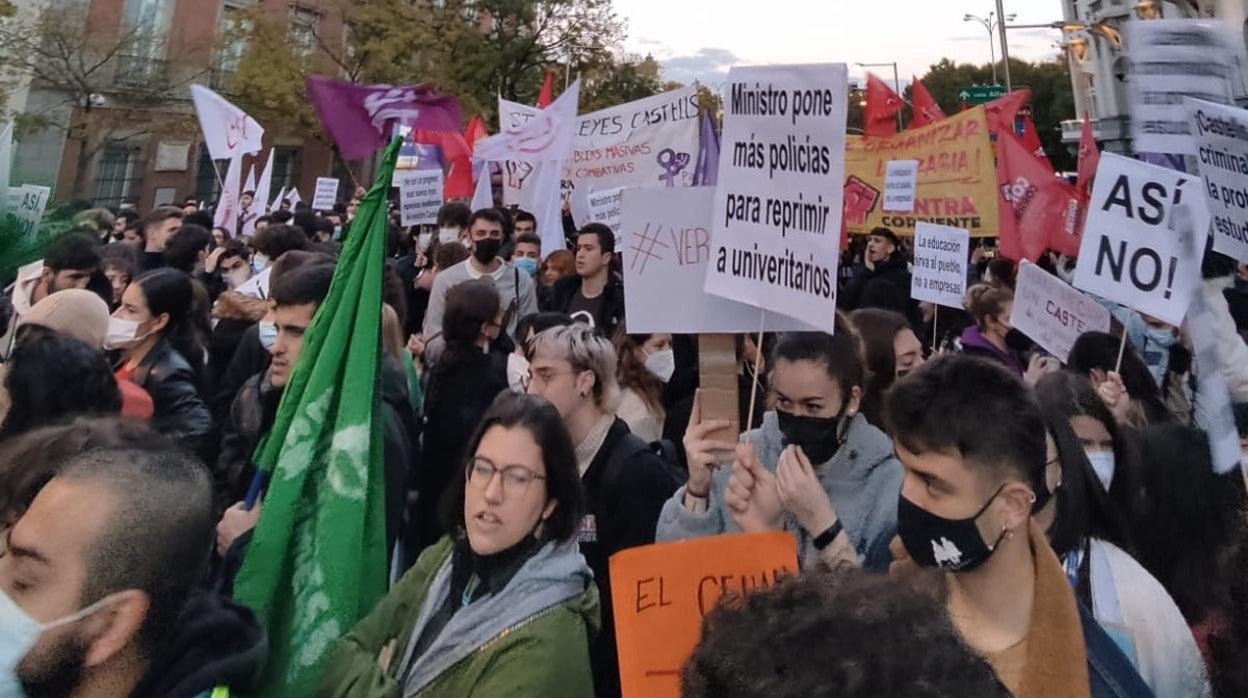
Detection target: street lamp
<box><xmin>964</xmin><ymin>11</ymin><xmax>1014</xmax><ymax>85</ymax></box>
<box><xmin>855</xmin><ymin>61</ymin><xmax>902</xmax><ymax>130</ymax></box>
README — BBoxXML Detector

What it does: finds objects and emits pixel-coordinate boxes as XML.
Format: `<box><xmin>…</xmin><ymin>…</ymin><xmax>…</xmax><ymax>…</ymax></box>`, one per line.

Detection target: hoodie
<box><xmin>959</xmin><ymin>325</ymin><xmax>1025</xmax><ymax>376</ymax></box>
<box><xmin>0</xmin><ymin>259</ymin><xmax>44</xmax><ymax>360</ymax></box>
<box><xmin>656</xmin><ymin>411</ymin><xmax>903</xmax><ymax>570</ymax></box>
<box><xmin>129</xmin><ymin>592</ymin><xmax>266</xmax><ymax>698</ymax></box>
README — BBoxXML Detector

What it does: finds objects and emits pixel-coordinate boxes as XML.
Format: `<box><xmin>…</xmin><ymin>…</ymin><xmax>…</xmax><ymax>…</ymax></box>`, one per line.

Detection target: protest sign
<box><xmin>1072</xmin><ymin>153</ymin><xmax>1207</xmax><ymax>327</ymax></box>
<box><xmin>843</xmin><ymin>107</ymin><xmax>999</xmax><ymax>238</ymax></box>
<box><xmin>311</xmin><ymin>177</ymin><xmax>339</xmax><ymax>211</ymax></box>
<box><xmin>622</xmin><ymin>187</ymin><xmax>811</xmax><ymax>333</ymax></box>
<box><xmin>704</xmin><ymin>64</ymin><xmax>848</xmax><ymax>333</ymax></box>
<box><xmin>5</xmin><ymin>184</ymin><xmax>50</xmax><ymax>239</ymax></box>
<box><xmin>1127</xmin><ymin>20</ymin><xmax>1235</xmax><ymax>156</ymax></box>
<box><xmin>499</xmin><ymin>87</ymin><xmax>701</xmax><ymax>222</ymax></box>
<box><xmin>883</xmin><ymin>159</ymin><xmax>918</xmax><ymax>212</ymax></box>
<box><xmin>610</xmin><ymin>532</ymin><xmax>799</xmax><ymax>698</ymax></box>
<box><xmin>1010</xmin><ymin>261</ymin><xmax>1110</xmax><ymax>362</ymax></box>
<box><xmin>586</xmin><ymin>187</ymin><xmax>624</xmax><ymax>243</ymax></box>
<box><xmin>1187</xmin><ymin>98</ymin><xmax>1248</xmax><ymax>262</ymax></box>
<box><xmin>910</xmin><ymin>222</ymin><xmax>969</xmax><ymax>309</ymax></box>
<box><xmin>234</xmin><ymin>266</ymin><xmax>271</xmax><ymax>300</ymax></box>
<box><xmin>397</xmin><ymin>169</ymin><xmax>443</xmax><ymax>227</ymax></box>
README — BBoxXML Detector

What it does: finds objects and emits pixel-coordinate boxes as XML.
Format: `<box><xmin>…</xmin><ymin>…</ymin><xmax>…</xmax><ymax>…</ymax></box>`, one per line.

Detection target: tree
<box><xmin>578</xmin><ymin>52</ymin><xmax>664</xmax><ymax>113</ymax></box>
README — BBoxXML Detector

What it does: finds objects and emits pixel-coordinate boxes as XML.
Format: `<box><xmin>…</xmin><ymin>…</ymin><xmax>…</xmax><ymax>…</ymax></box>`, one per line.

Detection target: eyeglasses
<box><xmin>466</xmin><ymin>457</ymin><xmax>546</xmax><ymax>496</ymax></box>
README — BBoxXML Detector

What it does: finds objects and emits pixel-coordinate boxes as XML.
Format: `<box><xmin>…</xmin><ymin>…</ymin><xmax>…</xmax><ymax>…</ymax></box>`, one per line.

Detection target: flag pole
<box><xmin>1114</xmin><ymin>325</ymin><xmax>1129</xmax><ymax>374</ymax></box>
<box><xmin>746</xmin><ymin>308</ymin><xmax>767</xmax><ymax>432</ymax></box>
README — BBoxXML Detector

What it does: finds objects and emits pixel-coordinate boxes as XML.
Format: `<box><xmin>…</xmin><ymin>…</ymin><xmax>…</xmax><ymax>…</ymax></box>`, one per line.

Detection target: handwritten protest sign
<box><xmin>397</xmin><ymin>169</ymin><xmax>443</xmax><ymax>227</ymax></box>
<box><xmin>910</xmin><ymin>222</ymin><xmax>969</xmax><ymax>309</ymax></box>
<box><xmin>587</xmin><ymin>186</ymin><xmax>624</xmax><ymax>243</ymax></box>
<box><xmin>311</xmin><ymin>177</ymin><xmax>339</xmax><ymax>211</ymax></box>
<box><xmin>610</xmin><ymin>532</ymin><xmax>799</xmax><ymax>698</ymax></box>
<box><xmin>5</xmin><ymin>185</ymin><xmax>50</xmax><ymax>239</ymax></box>
<box><xmin>1072</xmin><ymin>153</ymin><xmax>1207</xmax><ymax>326</ymax></box>
<box><xmin>843</xmin><ymin>107</ymin><xmax>999</xmax><ymax>237</ymax></box>
<box><xmin>1187</xmin><ymin>98</ymin><xmax>1248</xmax><ymax>263</ymax></box>
<box><xmin>704</xmin><ymin>64</ymin><xmax>848</xmax><ymax>333</ymax></box>
<box><xmin>883</xmin><ymin>159</ymin><xmax>918</xmax><ymax>212</ymax></box>
<box><xmin>622</xmin><ymin>187</ymin><xmax>810</xmax><ymax>333</ymax></box>
<box><xmin>1011</xmin><ymin>261</ymin><xmax>1110</xmax><ymax>362</ymax></box>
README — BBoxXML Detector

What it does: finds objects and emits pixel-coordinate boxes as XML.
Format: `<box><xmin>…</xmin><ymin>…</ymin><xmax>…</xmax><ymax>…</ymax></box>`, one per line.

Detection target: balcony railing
<box><xmin>113</xmin><ymin>54</ymin><xmax>169</xmax><ymax>90</ymax></box>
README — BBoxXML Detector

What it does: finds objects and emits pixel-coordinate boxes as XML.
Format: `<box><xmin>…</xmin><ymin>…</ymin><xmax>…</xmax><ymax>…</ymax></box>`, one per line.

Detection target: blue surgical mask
<box><xmin>514</xmin><ymin>257</ymin><xmax>538</xmax><ymax>277</ymax></box>
<box><xmin>0</xmin><ymin>588</ymin><xmax>115</xmax><ymax>696</ymax></box>
<box><xmin>258</xmin><ymin>320</ymin><xmax>278</xmax><ymax>351</ymax></box>
<box><xmin>1086</xmin><ymin>450</ymin><xmax>1116</xmax><ymax>491</ymax></box>
<box><xmin>252</xmin><ymin>253</ymin><xmax>269</xmax><ymax>274</ymax></box>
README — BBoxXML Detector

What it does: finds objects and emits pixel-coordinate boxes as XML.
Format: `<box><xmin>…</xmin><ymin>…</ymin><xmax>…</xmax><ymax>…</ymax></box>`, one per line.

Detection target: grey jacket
<box><xmin>421</xmin><ymin>259</ymin><xmax>539</xmax><ymax>366</ymax></box>
<box><xmin>656</xmin><ymin>411</ymin><xmax>902</xmax><ymax>570</ymax></box>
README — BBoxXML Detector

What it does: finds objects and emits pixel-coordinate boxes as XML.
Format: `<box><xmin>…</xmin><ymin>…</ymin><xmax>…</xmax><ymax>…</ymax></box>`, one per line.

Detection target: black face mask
<box><xmin>776</xmin><ymin>405</ymin><xmax>847</xmax><ymax>464</ymax></box>
<box><xmin>473</xmin><ymin>238</ymin><xmax>501</xmax><ymax>264</ymax></box>
<box><xmin>1004</xmin><ymin>328</ymin><xmax>1031</xmax><ymax>353</ymax></box>
<box><xmin>896</xmin><ymin>485</ymin><xmax>1008</xmax><ymax>572</ymax></box>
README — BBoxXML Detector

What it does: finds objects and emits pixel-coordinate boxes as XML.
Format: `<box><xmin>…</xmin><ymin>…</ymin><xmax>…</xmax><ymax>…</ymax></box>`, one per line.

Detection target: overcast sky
<box><xmin>615</xmin><ymin>0</ymin><xmax>1069</xmax><ymax>87</ymax></box>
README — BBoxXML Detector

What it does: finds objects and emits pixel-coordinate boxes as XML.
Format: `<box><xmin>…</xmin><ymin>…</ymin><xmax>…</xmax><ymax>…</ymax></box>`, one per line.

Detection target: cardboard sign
<box><xmin>704</xmin><ymin>64</ymin><xmax>849</xmax><ymax>334</ymax></box>
<box><xmin>1187</xmin><ymin>98</ymin><xmax>1248</xmax><ymax>263</ymax></box>
<box><xmin>311</xmin><ymin>177</ymin><xmax>339</xmax><ymax>211</ymax></box>
<box><xmin>1072</xmin><ymin>153</ymin><xmax>1207</xmax><ymax>327</ymax></box>
<box><xmin>910</xmin><ymin>222</ymin><xmax>969</xmax><ymax>309</ymax></box>
<box><xmin>1011</xmin><ymin>261</ymin><xmax>1111</xmax><ymax>362</ymax></box>
<box><xmin>843</xmin><ymin>107</ymin><xmax>999</xmax><ymax>238</ymax></box>
<box><xmin>622</xmin><ymin>186</ymin><xmax>811</xmax><ymax>333</ymax></box>
<box><xmin>1128</xmin><ymin>19</ymin><xmax>1235</xmax><ymax>156</ymax></box>
<box><xmin>586</xmin><ymin>186</ymin><xmax>624</xmax><ymax>244</ymax></box>
<box><xmin>5</xmin><ymin>185</ymin><xmax>50</xmax><ymax>239</ymax></box>
<box><xmin>610</xmin><ymin>532</ymin><xmax>799</xmax><ymax>698</ymax></box>
<box><xmin>883</xmin><ymin>159</ymin><xmax>918</xmax><ymax>212</ymax></box>
<box><xmin>397</xmin><ymin>169</ymin><xmax>443</xmax><ymax>227</ymax></box>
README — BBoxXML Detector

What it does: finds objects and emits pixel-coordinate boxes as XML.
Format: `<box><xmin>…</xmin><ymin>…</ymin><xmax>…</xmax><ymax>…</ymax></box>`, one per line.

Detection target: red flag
<box><xmin>464</xmin><ymin>116</ymin><xmax>489</xmax><ymax>152</ymax></box>
<box><xmin>1076</xmin><ymin>116</ymin><xmax>1100</xmax><ymax>195</ymax></box>
<box><xmin>537</xmin><ymin>70</ymin><xmax>556</xmax><ymax>108</ymax></box>
<box><xmin>983</xmin><ymin>89</ymin><xmax>1031</xmax><ymax>137</ymax></box>
<box><xmin>996</xmin><ymin>129</ymin><xmax>1084</xmax><ymax>262</ymax></box>
<box><xmin>864</xmin><ymin>74</ymin><xmax>904</xmax><ymax>137</ymax></box>
<box><xmin>1019</xmin><ymin>117</ymin><xmax>1050</xmax><ymax>167</ymax></box>
<box><xmin>909</xmin><ymin>77</ymin><xmax>945</xmax><ymax>129</ymax></box>
<box><xmin>440</xmin><ymin>116</ymin><xmax>489</xmax><ymax>199</ymax></box>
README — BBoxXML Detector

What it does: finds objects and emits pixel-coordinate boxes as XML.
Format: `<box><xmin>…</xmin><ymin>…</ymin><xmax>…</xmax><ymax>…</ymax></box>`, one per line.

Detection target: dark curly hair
<box><xmin>0</xmin><ymin>327</ymin><xmax>122</xmax><ymax>441</ymax></box>
<box><xmin>682</xmin><ymin>566</ymin><xmax>1009</xmax><ymax>697</ymax></box>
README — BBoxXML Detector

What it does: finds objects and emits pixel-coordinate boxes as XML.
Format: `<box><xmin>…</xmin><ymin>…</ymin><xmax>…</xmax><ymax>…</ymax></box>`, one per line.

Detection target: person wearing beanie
<box><xmin>839</xmin><ymin>226</ymin><xmax>917</xmax><ymax>325</ymax></box>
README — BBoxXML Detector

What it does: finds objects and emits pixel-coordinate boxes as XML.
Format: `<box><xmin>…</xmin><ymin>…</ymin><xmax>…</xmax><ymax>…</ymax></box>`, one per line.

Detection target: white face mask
<box><xmin>507</xmin><ymin>353</ymin><xmax>530</xmax><ymax>393</ymax></box>
<box><xmin>644</xmin><ymin>348</ymin><xmax>676</xmax><ymax>383</ymax></box>
<box><xmin>438</xmin><ymin>227</ymin><xmax>461</xmax><ymax>245</ymax></box>
<box><xmin>258</xmin><ymin>320</ymin><xmax>278</xmax><ymax>352</ymax></box>
<box><xmin>1086</xmin><ymin>450</ymin><xmax>1116</xmax><ymax>491</ymax></box>
<box><xmin>104</xmin><ymin>317</ymin><xmax>144</xmax><ymax>351</ymax></box>
<box><xmin>417</xmin><ymin>232</ymin><xmax>433</xmax><ymax>251</ymax></box>
<box><xmin>226</xmin><ymin>266</ymin><xmax>251</xmax><ymax>290</ymax></box>
<box><xmin>0</xmin><ymin>588</ymin><xmax>115</xmax><ymax>695</ymax></box>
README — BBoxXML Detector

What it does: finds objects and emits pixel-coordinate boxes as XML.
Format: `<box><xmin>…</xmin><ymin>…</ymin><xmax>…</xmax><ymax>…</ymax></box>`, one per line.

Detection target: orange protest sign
<box><xmin>843</xmin><ymin>106</ymin><xmax>999</xmax><ymax>238</ymax></box>
<box><xmin>609</xmin><ymin>531</ymin><xmax>799</xmax><ymax>698</ymax></box>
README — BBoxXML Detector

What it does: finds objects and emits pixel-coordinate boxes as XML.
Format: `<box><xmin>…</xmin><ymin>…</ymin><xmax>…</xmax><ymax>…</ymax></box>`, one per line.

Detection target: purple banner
<box><xmin>307</xmin><ymin>76</ymin><xmax>460</xmax><ymax>161</ymax></box>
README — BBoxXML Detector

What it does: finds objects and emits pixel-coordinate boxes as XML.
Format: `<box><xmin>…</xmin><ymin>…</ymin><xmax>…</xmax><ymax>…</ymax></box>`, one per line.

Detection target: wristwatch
<box><xmin>813</xmin><ymin>521</ymin><xmax>843</xmax><ymax>551</ymax></box>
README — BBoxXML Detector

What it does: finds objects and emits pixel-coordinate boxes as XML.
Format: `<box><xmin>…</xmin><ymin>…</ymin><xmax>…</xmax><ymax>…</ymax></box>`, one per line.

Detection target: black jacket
<box><xmin>549</xmin><ymin>274</ymin><xmax>626</xmax><ymax>337</ymax></box>
<box><xmin>215</xmin><ymin>370</ymin><xmax>280</xmax><ymax>512</ymax></box>
<box><xmin>840</xmin><ymin>254</ymin><xmax>916</xmax><ymax>322</ymax></box>
<box><xmin>579</xmin><ymin>418</ymin><xmax>681</xmax><ymax>698</ymax></box>
<box><xmin>211</xmin><ymin>324</ymin><xmax>271</xmax><ymax>427</ymax></box>
<box><xmin>132</xmin><ymin>337</ymin><xmax>214</xmax><ymax>462</ymax></box>
<box><xmin>128</xmin><ymin>591</ymin><xmax>266</xmax><ymax>698</ymax></box>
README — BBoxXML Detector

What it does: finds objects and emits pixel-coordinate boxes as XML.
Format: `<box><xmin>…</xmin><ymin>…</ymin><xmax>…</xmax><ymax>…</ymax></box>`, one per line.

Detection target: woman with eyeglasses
<box><xmin>321</xmin><ymin>392</ymin><xmax>598</xmax><ymax>698</ymax></box>
<box><xmin>417</xmin><ymin>279</ymin><xmax>509</xmax><ymax>552</ymax></box>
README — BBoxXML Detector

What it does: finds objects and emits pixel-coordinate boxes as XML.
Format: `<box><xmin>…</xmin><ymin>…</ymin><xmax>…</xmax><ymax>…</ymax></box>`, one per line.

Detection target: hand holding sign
<box><xmin>725</xmin><ymin>443</ymin><xmax>784</xmax><ymax>533</ymax></box>
<box><xmin>682</xmin><ymin>390</ymin><xmax>736</xmax><ymax>499</ymax></box>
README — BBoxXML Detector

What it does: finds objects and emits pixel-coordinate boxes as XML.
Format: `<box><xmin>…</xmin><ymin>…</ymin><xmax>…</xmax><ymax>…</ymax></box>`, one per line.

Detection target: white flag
<box><xmin>243</xmin><ymin>164</ymin><xmax>257</xmax><ymax>195</ymax></box>
<box><xmin>270</xmin><ymin>186</ymin><xmax>286</xmax><ymax>213</ymax></box>
<box><xmin>475</xmin><ymin>80</ymin><xmax>580</xmax><ymax>164</ymax></box>
<box><xmin>0</xmin><ymin>122</ymin><xmax>11</xmax><ymax>217</ymax></box>
<box><xmin>190</xmin><ymin>84</ymin><xmax>264</xmax><ymax>160</ymax></box>
<box><xmin>471</xmin><ymin>161</ymin><xmax>493</xmax><ymax>211</ymax></box>
<box><xmin>286</xmin><ymin>187</ymin><xmax>302</xmax><ymax>206</ymax></box>
<box><xmin>243</xmin><ymin>149</ymin><xmax>274</xmax><ymax>237</ymax></box>
<box><xmin>213</xmin><ymin>155</ymin><xmax>243</xmax><ymax>237</ymax></box>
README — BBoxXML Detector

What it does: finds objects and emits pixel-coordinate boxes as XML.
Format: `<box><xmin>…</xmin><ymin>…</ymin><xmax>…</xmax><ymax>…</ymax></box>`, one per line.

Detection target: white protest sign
<box><xmin>586</xmin><ymin>187</ymin><xmax>624</xmax><ymax>243</ymax></box>
<box><xmin>623</xmin><ymin>187</ymin><xmax>812</xmax><ymax>333</ymax></box>
<box><xmin>1011</xmin><ymin>261</ymin><xmax>1111</xmax><ymax>363</ymax></box>
<box><xmin>397</xmin><ymin>169</ymin><xmax>443</xmax><ymax>227</ymax></box>
<box><xmin>234</xmin><ymin>266</ymin><xmax>271</xmax><ymax>300</ymax></box>
<box><xmin>1187</xmin><ymin>98</ymin><xmax>1248</xmax><ymax>262</ymax></box>
<box><xmin>1072</xmin><ymin>153</ymin><xmax>1207</xmax><ymax>327</ymax></box>
<box><xmin>311</xmin><ymin>177</ymin><xmax>339</xmax><ymax>211</ymax></box>
<box><xmin>704</xmin><ymin>64</ymin><xmax>848</xmax><ymax>334</ymax></box>
<box><xmin>6</xmin><ymin>185</ymin><xmax>50</xmax><ymax>239</ymax></box>
<box><xmin>1127</xmin><ymin>19</ymin><xmax>1234</xmax><ymax>156</ymax></box>
<box><xmin>910</xmin><ymin>222</ymin><xmax>969</xmax><ymax>309</ymax></box>
<box><xmin>883</xmin><ymin>159</ymin><xmax>919</xmax><ymax>212</ymax></box>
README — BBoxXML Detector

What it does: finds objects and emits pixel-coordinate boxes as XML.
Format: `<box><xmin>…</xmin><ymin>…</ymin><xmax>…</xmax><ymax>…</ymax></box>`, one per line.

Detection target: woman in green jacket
<box><xmin>320</xmin><ymin>392</ymin><xmax>600</xmax><ymax>697</ymax></box>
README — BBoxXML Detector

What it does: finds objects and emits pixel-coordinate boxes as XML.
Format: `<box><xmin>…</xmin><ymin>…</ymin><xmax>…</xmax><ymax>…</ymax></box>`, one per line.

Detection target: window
<box><xmin>122</xmin><ymin>0</ymin><xmax>173</xmax><ymax>58</ymax></box>
<box><xmin>194</xmin><ymin>144</ymin><xmax>221</xmax><ymax>205</ymax></box>
<box><xmin>215</xmin><ymin>5</ymin><xmax>252</xmax><ymax>89</ymax></box>
<box><xmin>291</xmin><ymin>6</ymin><xmax>322</xmax><ymax>56</ymax></box>
<box><xmin>272</xmin><ymin>147</ymin><xmax>302</xmax><ymax>194</ymax></box>
<box><xmin>95</xmin><ymin>143</ymin><xmax>143</xmax><ymax>208</ymax></box>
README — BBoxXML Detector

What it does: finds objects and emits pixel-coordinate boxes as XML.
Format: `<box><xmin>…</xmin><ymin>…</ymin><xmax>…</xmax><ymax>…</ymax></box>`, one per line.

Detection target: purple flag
<box><xmin>307</xmin><ymin>76</ymin><xmax>460</xmax><ymax>161</ymax></box>
<box><xmin>693</xmin><ymin>110</ymin><xmax>720</xmax><ymax>186</ymax></box>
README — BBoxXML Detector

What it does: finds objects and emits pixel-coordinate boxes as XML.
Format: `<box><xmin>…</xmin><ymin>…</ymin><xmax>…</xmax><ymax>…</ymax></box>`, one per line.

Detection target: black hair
<box><xmin>63</xmin><ymin>444</ymin><xmax>214</xmax><ymax>656</ymax></box>
<box><xmin>0</xmin><ymin>329</ymin><xmax>122</xmax><ymax>440</ymax></box>
<box><xmin>682</xmin><ymin>566</ymin><xmax>1010</xmax><ymax>698</ymax></box>
<box><xmin>270</xmin><ymin>210</ymin><xmax>294</xmax><ymax>225</ymax></box>
<box><xmin>242</xmin><ymin>189</ymin><xmax>256</xmax><ymax>198</ymax></box>
<box><xmin>116</xmin><ymin>210</ymin><xmax>141</xmax><ymax>226</ymax></box>
<box><xmin>439</xmin><ymin>279</ymin><xmax>500</xmax><ymax>368</ymax></box>
<box><xmin>162</xmin><ymin>224</ymin><xmax>212</xmax><ymax>273</ymax></box>
<box><xmin>516</xmin><ymin>312</ymin><xmax>573</xmax><ymax>347</ymax></box>
<box><xmin>577</xmin><ymin>223</ymin><xmax>616</xmax><ymax>255</ymax></box>
<box><xmin>771</xmin><ymin>313</ymin><xmax>865</xmax><ymax>402</ymax></box>
<box><xmin>43</xmin><ymin>230</ymin><xmax>101</xmax><ymax>273</ymax></box>
<box><xmin>250</xmin><ymin>223</ymin><xmax>312</xmax><ymax>260</ymax></box>
<box><xmin>218</xmin><ymin>239</ymin><xmax>250</xmax><ymax>264</ymax></box>
<box><xmin>292</xmin><ymin>210</ymin><xmax>321</xmax><ymax>238</ymax></box>
<box><xmin>467</xmin><ymin>207</ymin><xmax>506</xmax><ymax>231</ymax></box>
<box><xmin>437</xmin><ymin>202</ymin><xmax>472</xmax><ymax>229</ymax></box>
<box><xmin>886</xmin><ymin>353</ymin><xmax>1046</xmax><ymax>485</ymax></box>
<box><xmin>133</xmin><ymin>269</ymin><xmax>205</xmax><ymax>372</ymax></box>
<box><xmin>270</xmin><ymin>263</ymin><xmax>334</xmax><ymax>309</ymax></box>
<box><xmin>495</xmin><ymin>206</ymin><xmax>514</xmax><ymax>241</ymax></box>
<box><xmin>440</xmin><ymin>392</ymin><xmax>586</xmax><ymax>544</ymax></box>
<box><xmin>514</xmin><ymin>232</ymin><xmax>542</xmax><ymax>249</ymax></box>
<box><xmin>514</xmin><ymin>209</ymin><xmax>537</xmax><ymax>227</ymax></box>
<box><xmin>1234</xmin><ymin>402</ymin><xmax>1248</xmax><ymax>437</ymax></box>
<box><xmin>1067</xmin><ymin>331</ymin><xmax>1173</xmax><ymax>425</ymax></box>
<box><xmin>986</xmin><ymin>257</ymin><xmax>1017</xmax><ymax>290</ymax></box>
<box><xmin>182</xmin><ymin>210</ymin><xmax>213</xmax><ymax>230</ymax></box>
<box><xmin>849</xmin><ymin>308</ymin><xmax>911</xmax><ymax>428</ymax></box>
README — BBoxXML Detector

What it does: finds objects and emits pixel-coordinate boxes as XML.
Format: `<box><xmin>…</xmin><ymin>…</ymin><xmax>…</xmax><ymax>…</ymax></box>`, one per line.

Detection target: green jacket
<box><xmin>318</xmin><ymin>537</ymin><xmax>600</xmax><ymax>697</ymax></box>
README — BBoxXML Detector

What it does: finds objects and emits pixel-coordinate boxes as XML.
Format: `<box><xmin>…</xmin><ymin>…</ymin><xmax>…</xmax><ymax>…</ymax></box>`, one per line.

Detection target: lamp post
<box><xmin>964</xmin><ymin>10</ymin><xmax>1015</xmax><ymax>86</ymax></box>
<box><xmin>855</xmin><ymin>61</ymin><xmax>902</xmax><ymax>130</ymax></box>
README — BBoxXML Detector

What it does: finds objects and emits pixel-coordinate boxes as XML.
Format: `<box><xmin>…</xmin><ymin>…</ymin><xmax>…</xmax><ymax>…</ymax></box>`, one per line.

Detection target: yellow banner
<box><xmin>843</xmin><ymin>106</ymin><xmax>999</xmax><ymax>238</ymax></box>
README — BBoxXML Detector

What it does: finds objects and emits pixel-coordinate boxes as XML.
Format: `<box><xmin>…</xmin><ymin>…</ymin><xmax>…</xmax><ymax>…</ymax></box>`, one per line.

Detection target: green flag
<box><xmin>233</xmin><ymin>138</ymin><xmax>401</xmax><ymax>696</ymax></box>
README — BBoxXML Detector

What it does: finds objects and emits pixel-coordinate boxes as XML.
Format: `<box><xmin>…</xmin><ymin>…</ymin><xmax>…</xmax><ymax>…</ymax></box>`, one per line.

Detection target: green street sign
<box><xmin>957</xmin><ymin>85</ymin><xmax>1008</xmax><ymax>104</ymax></box>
